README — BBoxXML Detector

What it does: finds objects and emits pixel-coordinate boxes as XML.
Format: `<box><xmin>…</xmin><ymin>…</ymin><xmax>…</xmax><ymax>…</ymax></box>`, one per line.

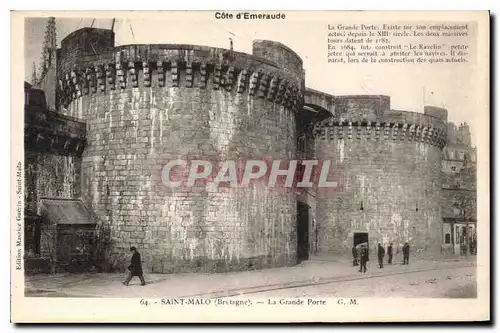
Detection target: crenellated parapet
<box><xmin>58</xmin><ymin>59</ymin><xmax>303</xmax><ymax>110</ymax></box>
<box><xmin>310</xmin><ymin>94</ymin><xmax>448</xmax><ymax>149</ymax></box>
<box><xmin>56</xmin><ymin>38</ymin><xmax>305</xmax><ymax>110</ymax></box>
<box><xmin>313</xmin><ymin>119</ymin><xmax>447</xmax><ymax>149</ymax></box>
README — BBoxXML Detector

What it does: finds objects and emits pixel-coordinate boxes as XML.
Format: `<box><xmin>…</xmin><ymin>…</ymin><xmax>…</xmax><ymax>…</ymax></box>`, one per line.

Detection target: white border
<box><xmin>4</xmin><ymin>1</ymin><xmax>497</xmax><ymax>332</ymax></box>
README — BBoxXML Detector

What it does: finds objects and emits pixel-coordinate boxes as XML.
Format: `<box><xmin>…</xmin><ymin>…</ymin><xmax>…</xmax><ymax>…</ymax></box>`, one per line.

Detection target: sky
<box><xmin>24</xmin><ymin>12</ymin><xmax>482</xmax><ymax>145</ymax></box>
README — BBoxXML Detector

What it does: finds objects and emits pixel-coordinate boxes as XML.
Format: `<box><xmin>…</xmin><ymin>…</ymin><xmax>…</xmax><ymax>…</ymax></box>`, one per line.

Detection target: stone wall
<box><xmin>252</xmin><ymin>40</ymin><xmax>304</xmax><ymax>86</ymax></box>
<box><xmin>424</xmin><ymin>106</ymin><xmax>448</xmax><ymax>122</ymax></box>
<box><xmin>79</xmin><ymin>88</ymin><xmax>298</xmax><ymax>273</ymax></box>
<box><xmin>57</xmin><ymin>32</ymin><xmax>304</xmax><ymax>273</ymax></box>
<box><xmin>335</xmin><ymin>95</ymin><xmax>390</xmax><ymax>122</ymax></box>
<box><xmin>39</xmin><ymin>221</ymin><xmax>57</xmax><ymax>258</ymax></box>
<box><xmin>304</xmin><ymin>88</ymin><xmax>335</xmax><ymax>114</ymax></box>
<box><xmin>24</xmin><ymin>152</ymin><xmax>81</xmax><ymax>215</ymax></box>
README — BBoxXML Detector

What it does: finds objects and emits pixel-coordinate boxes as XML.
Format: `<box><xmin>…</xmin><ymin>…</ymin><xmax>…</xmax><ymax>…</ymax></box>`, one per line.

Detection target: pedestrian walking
<box><xmin>377</xmin><ymin>243</ymin><xmax>385</xmax><ymax>268</ymax></box>
<box><xmin>352</xmin><ymin>245</ymin><xmax>358</xmax><ymax>266</ymax></box>
<box><xmin>358</xmin><ymin>244</ymin><xmax>368</xmax><ymax>273</ymax></box>
<box><xmin>403</xmin><ymin>242</ymin><xmax>410</xmax><ymax>265</ymax></box>
<box><xmin>123</xmin><ymin>246</ymin><xmax>146</xmax><ymax>286</ymax></box>
<box><xmin>387</xmin><ymin>243</ymin><xmax>393</xmax><ymax>264</ymax></box>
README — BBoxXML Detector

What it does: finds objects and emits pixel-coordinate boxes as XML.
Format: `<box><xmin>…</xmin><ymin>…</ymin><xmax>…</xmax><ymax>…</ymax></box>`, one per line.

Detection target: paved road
<box><xmin>24</xmin><ymin>257</ymin><xmax>476</xmax><ymax>298</ymax></box>
<box><xmin>238</xmin><ymin>266</ymin><xmax>476</xmax><ymax>298</ymax></box>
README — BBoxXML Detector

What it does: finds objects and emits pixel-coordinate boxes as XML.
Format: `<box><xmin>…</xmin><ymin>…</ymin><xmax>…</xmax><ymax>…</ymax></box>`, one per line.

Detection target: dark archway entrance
<box><xmin>297</xmin><ymin>201</ymin><xmax>310</xmax><ymax>262</ymax></box>
<box><xmin>353</xmin><ymin>232</ymin><xmax>368</xmax><ymax>247</ymax></box>
<box><xmin>353</xmin><ymin>232</ymin><xmax>369</xmax><ymax>260</ymax></box>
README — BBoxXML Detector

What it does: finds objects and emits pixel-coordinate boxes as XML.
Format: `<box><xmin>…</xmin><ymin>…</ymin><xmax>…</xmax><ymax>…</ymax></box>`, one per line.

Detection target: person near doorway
<box><xmin>402</xmin><ymin>242</ymin><xmax>410</xmax><ymax>265</ymax></box>
<box><xmin>377</xmin><ymin>243</ymin><xmax>385</xmax><ymax>268</ymax></box>
<box><xmin>387</xmin><ymin>243</ymin><xmax>393</xmax><ymax>264</ymax></box>
<box><xmin>352</xmin><ymin>245</ymin><xmax>358</xmax><ymax>266</ymax></box>
<box><xmin>358</xmin><ymin>244</ymin><xmax>368</xmax><ymax>273</ymax></box>
<box><xmin>123</xmin><ymin>246</ymin><xmax>146</xmax><ymax>286</ymax></box>
<box><xmin>471</xmin><ymin>235</ymin><xmax>477</xmax><ymax>255</ymax></box>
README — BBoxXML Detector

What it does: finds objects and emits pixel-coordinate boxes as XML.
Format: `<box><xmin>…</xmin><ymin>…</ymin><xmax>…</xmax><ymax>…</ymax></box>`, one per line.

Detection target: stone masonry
<box><xmin>313</xmin><ymin>96</ymin><xmax>447</xmax><ymax>255</ymax></box>
<box><xmin>25</xmin><ymin>22</ymin><xmax>475</xmax><ymax>274</ymax></box>
<box><xmin>55</xmin><ymin>28</ymin><xmax>303</xmax><ymax>273</ymax></box>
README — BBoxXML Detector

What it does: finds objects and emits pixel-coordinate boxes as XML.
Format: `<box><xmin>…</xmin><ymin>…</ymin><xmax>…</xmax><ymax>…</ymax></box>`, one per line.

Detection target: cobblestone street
<box><xmin>24</xmin><ymin>256</ymin><xmax>476</xmax><ymax>299</ymax></box>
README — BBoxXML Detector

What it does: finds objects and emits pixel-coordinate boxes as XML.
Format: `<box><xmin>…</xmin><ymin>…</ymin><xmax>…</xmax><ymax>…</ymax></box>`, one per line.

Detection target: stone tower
<box><xmin>56</xmin><ymin>27</ymin><xmax>304</xmax><ymax>273</ymax></box>
<box><xmin>458</xmin><ymin>122</ymin><xmax>472</xmax><ymax>146</ymax></box>
<box><xmin>313</xmin><ymin>97</ymin><xmax>447</xmax><ymax>254</ymax></box>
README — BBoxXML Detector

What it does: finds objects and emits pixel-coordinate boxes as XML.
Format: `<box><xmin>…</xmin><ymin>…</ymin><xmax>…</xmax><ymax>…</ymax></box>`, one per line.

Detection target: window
<box><xmin>443</xmin><ymin>223</ymin><xmax>452</xmax><ymax>244</ymax></box>
<box><xmin>451</xmin><ymin>166</ymin><xmax>456</xmax><ymax>171</ymax></box>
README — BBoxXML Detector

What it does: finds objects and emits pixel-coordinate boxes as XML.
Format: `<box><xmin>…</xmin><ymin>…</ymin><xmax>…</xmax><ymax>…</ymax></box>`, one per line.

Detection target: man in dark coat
<box><xmin>387</xmin><ymin>243</ymin><xmax>393</xmax><ymax>264</ymax></box>
<box><xmin>377</xmin><ymin>243</ymin><xmax>385</xmax><ymax>268</ymax></box>
<box><xmin>123</xmin><ymin>246</ymin><xmax>146</xmax><ymax>286</ymax></box>
<box><xmin>403</xmin><ymin>242</ymin><xmax>410</xmax><ymax>265</ymax></box>
<box><xmin>352</xmin><ymin>245</ymin><xmax>358</xmax><ymax>266</ymax></box>
<box><xmin>358</xmin><ymin>244</ymin><xmax>368</xmax><ymax>273</ymax></box>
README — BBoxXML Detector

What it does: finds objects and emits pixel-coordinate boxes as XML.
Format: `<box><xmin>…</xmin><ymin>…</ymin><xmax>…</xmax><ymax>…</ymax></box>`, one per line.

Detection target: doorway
<box><xmin>353</xmin><ymin>232</ymin><xmax>369</xmax><ymax>258</ymax></box>
<box><xmin>296</xmin><ymin>201</ymin><xmax>309</xmax><ymax>262</ymax></box>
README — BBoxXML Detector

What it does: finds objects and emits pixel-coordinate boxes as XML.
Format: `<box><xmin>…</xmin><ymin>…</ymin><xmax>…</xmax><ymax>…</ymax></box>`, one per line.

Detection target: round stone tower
<box><xmin>424</xmin><ymin>105</ymin><xmax>448</xmax><ymax>122</ymax></box>
<box><xmin>57</xmin><ymin>28</ymin><xmax>304</xmax><ymax>273</ymax></box>
<box><xmin>313</xmin><ymin>96</ymin><xmax>447</xmax><ymax>255</ymax></box>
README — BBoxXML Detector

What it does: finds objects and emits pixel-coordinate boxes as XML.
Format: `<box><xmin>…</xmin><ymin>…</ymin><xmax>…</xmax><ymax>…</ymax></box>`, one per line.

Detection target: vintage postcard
<box><xmin>11</xmin><ymin>10</ymin><xmax>490</xmax><ymax>323</ymax></box>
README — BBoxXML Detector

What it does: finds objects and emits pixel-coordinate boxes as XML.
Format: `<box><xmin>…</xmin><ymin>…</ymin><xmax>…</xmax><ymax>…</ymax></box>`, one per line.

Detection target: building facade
<box><xmin>441</xmin><ymin>122</ymin><xmax>477</xmax><ymax>255</ymax></box>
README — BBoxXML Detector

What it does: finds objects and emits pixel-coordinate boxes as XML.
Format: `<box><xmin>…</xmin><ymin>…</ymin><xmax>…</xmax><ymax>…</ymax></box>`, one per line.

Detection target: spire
<box><xmin>31</xmin><ymin>62</ymin><xmax>37</xmax><ymax>85</ymax></box>
<box><xmin>41</xmin><ymin>17</ymin><xmax>57</xmax><ymax>77</ymax></box>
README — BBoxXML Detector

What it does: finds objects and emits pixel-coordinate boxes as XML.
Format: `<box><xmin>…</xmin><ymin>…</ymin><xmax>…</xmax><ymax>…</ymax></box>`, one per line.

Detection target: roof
<box><xmin>38</xmin><ymin>198</ymin><xmax>97</xmax><ymax>225</ymax></box>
